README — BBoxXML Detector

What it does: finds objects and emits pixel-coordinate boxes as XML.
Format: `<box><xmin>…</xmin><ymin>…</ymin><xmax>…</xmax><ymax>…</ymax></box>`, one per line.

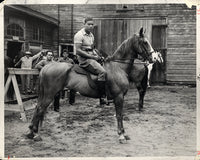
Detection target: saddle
<box><xmin>72</xmin><ymin>64</ymin><xmax>99</xmax><ymax>90</ymax></box>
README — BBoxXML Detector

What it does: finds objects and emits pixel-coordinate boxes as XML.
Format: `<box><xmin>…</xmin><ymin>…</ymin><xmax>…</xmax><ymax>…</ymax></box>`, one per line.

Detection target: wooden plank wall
<box><xmin>28</xmin><ymin>4</ymin><xmax>72</xmax><ymax>42</ymax></box>
<box><xmin>93</xmin><ymin>18</ymin><xmax>166</xmax><ymax>56</ymax></box>
<box><xmin>72</xmin><ymin>4</ymin><xmax>196</xmax><ymax>84</ymax></box>
<box><xmin>26</xmin><ymin>4</ymin><xmax>196</xmax><ymax>84</ymax></box>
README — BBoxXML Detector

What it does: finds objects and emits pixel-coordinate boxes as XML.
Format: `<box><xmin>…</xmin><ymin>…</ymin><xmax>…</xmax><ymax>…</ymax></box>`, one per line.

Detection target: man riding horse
<box><xmin>74</xmin><ymin>17</ymin><xmax>107</xmax><ymax>105</ymax></box>
<box><xmin>27</xmin><ymin>25</ymin><xmax>155</xmax><ymax>143</ymax></box>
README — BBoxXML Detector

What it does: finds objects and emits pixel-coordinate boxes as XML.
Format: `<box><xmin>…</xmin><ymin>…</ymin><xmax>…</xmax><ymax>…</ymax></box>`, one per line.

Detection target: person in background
<box><xmin>54</xmin><ymin>49</ymin><xmax>76</xmax><ymax>111</ymax></box>
<box><xmin>32</xmin><ymin>50</ymin><xmax>48</xmax><ymax>93</ymax></box>
<box><xmin>52</xmin><ymin>50</ymin><xmax>59</xmax><ymax>61</ymax></box>
<box><xmin>59</xmin><ymin>49</ymin><xmax>74</xmax><ymax>64</ymax></box>
<box><xmin>35</xmin><ymin>50</ymin><xmax>54</xmax><ymax>70</ymax></box>
<box><xmin>35</xmin><ymin>50</ymin><xmax>60</xmax><ymax>112</ymax></box>
<box><xmin>14</xmin><ymin>50</ymin><xmax>42</xmax><ymax>94</ymax></box>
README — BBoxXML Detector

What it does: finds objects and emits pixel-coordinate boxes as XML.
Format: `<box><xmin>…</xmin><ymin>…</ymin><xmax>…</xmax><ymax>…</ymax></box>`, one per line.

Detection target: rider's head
<box><xmin>84</xmin><ymin>17</ymin><xmax>94</xmax><ymax>34</ymax></box>
<box><xmin>46</xmin><ymin>51</ymin><xmax>53</xmax><ymax>61</ymax></box>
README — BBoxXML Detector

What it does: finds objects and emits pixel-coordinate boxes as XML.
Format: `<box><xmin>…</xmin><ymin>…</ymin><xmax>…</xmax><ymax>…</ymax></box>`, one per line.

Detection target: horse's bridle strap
<box><xmin>111</xmin><ymin>59</ymin><xmax>134</xmax><ymax>64</ymax></box>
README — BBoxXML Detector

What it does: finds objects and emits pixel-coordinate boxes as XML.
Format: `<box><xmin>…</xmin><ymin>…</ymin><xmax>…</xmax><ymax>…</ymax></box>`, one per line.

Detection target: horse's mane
<box><xmin>111</xmin><ymin>34</ymin><xmax>138</xmax><ymax>60</ymax></box>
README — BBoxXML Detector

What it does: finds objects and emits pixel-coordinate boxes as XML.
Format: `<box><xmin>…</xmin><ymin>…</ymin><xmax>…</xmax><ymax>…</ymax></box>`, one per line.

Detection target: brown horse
<box><xmin>130</xmin><ymin>51</ymin><xmax>164</xmax><ymax>111</ymax></box>
<box><xmin>27</xmin><ymin>28</ymin><xmax>155</xmax><ymax>143</ymax></box>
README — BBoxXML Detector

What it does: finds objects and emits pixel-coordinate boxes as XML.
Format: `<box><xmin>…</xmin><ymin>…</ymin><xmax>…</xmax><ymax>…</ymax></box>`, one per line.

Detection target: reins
<box><xmin>111</xmin><ymin>59</ymin><xmax>149</xmax><ymax>65</ymax></box>
<box><xmin>110</xmin><ymin>59</ymin><xmax>134</xmax><ymax>64</ymax></box>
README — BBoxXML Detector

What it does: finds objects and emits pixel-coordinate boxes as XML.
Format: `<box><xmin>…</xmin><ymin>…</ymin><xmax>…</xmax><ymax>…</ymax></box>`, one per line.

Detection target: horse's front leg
<box><xmin>114</xmin><ymin>94</ymin><xmax>127</xmax><ymax>143</ymax></box>
<box><xmin>136</xmin><ymin>81</ymin><xmax>147</xmax><ymax>111</ymax></box>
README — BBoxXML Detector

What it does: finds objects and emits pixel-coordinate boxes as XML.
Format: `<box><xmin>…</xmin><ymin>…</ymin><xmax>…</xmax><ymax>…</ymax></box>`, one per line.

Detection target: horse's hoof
<box><xmin>26</xmin><ymin>132</ymin><xmax>34</xmax><ymax>139</ymax></box>
<box><xmin>124</xmin><ymin>135</ymin><xmax>131</xmax><ymax>140</ymax></box>
<box><xmin>119</xmin><ymin>135</ymin><xmax>127</xmax><ymax>144</ymax></box>
<box><xmin>33</xmin><ymin>134</ymin><xmax>42</xmax><ymax>141</ymax></box>
<box><xmin>29</xmin><ymin>124</ymin><xmax>33</xmax><ymax>130</ymax></box>
<box><xmin>138</xmin><ymin>108</ymin><xmax>143</xmax><ymax>112</ymax></box>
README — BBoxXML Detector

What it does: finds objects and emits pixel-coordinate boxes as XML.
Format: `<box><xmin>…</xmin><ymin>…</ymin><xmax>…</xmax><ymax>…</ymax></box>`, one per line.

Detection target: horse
<box><xmin>146</xmin><ymin>51</ymin><xmax>163</xmax><ymax>87</ymax></box>
<box><xmin>27</xmin><ymin>27</ymin><xmax>156</xmax><ymax>143</ymax></box>
<box><xmin>129</xmin><ymin>51</ymin><xmax>164</xmax><ymax>111</ymax></box>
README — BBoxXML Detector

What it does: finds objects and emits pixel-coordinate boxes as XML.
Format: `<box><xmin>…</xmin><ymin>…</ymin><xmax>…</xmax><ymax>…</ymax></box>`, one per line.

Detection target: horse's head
<box><xmin>135</xmin><ymin>27</ymin><xmax>155</xmax><ymax>62</ymax></box>
<box><xmin>152</xmin><ymin>51</ymin><xmax>164</xmax><ymax>63</ymax></box>
<box><xmin>106</xmin><ymin>27</ymin><xmax>155</xmax><ymax>64</ymax></box>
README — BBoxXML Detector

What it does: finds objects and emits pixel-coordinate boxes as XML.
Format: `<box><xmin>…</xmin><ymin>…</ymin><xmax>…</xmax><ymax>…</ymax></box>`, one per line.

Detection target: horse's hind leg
<box><xmin>27</xmin><ymin>96</ymin><xmax>53</xmax><ymax>140</ymax></box>
<box><xmin>69</xmin><ymin>89</ymin><xmax>76</xmax><ymax>105</ymax></box>
<box><xmin>27</xmin><ymin>83</ymin><xmax>55</xmax><ymax>140</ymax></box>
<box><xmin>137</xmin><ymin>69</ymin><xmax>148</xmax><ymax>111</ymax></box>
<box><xmin>136</xmin><ymin>84</ymin><xmax>146</xmax><ymax>111</ymax></box>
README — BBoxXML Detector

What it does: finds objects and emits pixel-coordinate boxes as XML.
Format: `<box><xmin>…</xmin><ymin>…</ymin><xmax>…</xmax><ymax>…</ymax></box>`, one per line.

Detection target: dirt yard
<box><xmin>4</xmin><ymin>85</ymin><xmax>196</xmax><ymax>158</ymax></box>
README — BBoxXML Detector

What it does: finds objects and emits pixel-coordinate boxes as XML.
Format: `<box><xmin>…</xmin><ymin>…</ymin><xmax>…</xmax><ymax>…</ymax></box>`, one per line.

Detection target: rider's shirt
<box><xmin>74</xmin><ymin>28</ymin><xmax>94</xmax><ymax>50</ymax></box>
<box><xmin>74</xmin><ymin>28</ymin><xmax>95</xmax><ymax>66</ymax></box>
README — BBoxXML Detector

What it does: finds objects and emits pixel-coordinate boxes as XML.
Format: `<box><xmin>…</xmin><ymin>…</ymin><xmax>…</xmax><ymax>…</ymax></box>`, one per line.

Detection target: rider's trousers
<box><xmin>81</xmin><ymin>59</ymin><xmax>106</xmax><ymax>81</ymax></box>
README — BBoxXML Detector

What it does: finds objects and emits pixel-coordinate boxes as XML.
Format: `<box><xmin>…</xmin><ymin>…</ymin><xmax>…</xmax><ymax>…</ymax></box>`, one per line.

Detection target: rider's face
<box><xmin>84</xmin><ymin>20</ymin><xmax>94</xmax><ymax>33</ymax></box>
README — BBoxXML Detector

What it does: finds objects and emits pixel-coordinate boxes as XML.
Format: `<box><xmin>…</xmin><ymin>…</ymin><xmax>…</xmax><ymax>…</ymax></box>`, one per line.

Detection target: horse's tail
<box><xmin>37</xmin><ymin>71</ymin><xmax>44</xmax><ymax>103</ymax></box>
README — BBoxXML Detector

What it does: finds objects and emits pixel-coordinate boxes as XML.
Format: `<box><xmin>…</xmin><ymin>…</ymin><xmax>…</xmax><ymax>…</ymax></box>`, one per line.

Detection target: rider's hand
<box><xmin>93</xmin><ymin>55</ymin><xmax>100</xmax><ymax>61</ymax></box>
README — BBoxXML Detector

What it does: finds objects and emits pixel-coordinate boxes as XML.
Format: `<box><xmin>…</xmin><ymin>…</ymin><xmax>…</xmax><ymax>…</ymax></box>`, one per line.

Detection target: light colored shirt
<box><xmin>74</xmin><ymin>28</ymin><xmax>94</xmax><ymax>55</ymax></box>
<box><xmin>21</xmin><ymin>56</ymin><xmax>33</xmax><ymax>69</ymax></box>
<box><xmin>74</xmin><ymin>28</ymin><xmax>95</xmax><ymax>65</ymax></box>
<box><xmin>20</xmin><ymin>52</ymin><xmax>41</xmax><ymax>69</ymax></box>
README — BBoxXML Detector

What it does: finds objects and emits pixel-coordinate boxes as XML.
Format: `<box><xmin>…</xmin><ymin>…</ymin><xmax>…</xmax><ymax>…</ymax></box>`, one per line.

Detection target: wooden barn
<box><xmin>4</xmin><ymin>5</ymin><xmax>59</xmax><ymax>60</ymax></box>
<box><xmin>5</xmin><ymin>4</ymin><xmax>196</xmax><ymax>85</ymax></box>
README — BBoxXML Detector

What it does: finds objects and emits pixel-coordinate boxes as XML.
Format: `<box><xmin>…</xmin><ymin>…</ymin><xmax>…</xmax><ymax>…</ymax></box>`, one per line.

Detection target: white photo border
<box><xmin>0</xmin><ymin>0</ymin><xmax>199</xmax><ymax>160</ymax></box>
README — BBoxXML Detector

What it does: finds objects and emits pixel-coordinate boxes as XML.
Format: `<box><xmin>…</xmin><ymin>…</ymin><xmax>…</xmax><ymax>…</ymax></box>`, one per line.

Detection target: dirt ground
<box><xmin>4</xmin><ymin>85</ymin><xmax>196</xmax><ymax>158</ymax></box>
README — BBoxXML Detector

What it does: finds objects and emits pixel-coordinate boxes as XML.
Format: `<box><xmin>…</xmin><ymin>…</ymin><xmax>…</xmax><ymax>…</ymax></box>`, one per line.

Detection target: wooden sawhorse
<box><xmin>4</xmin><ymin>68</ymin><xmax>39</xmax><ymax>122</ymax></box>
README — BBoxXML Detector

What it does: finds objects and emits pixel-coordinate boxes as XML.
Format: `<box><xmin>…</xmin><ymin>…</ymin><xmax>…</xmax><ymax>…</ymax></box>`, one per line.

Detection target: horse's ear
<box><xmin>139</xmin><ymin>27</ymin><xmax>144</xmax><ymax>37</ymax></box>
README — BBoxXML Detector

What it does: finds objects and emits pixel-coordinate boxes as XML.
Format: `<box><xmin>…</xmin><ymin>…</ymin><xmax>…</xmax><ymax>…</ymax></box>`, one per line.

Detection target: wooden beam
<box><xmin>8</xmin><ymin>68</ymin><xmax>39</xmax><ymax>75</ymax></box>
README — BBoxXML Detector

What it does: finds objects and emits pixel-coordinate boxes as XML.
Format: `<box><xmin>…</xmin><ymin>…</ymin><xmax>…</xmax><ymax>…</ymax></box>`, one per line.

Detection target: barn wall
<box><xmin>71</xmin><ymin>4</ymin><xmax>196</xmax><ymax>84</ymax></box>
<box><xmin>26</xmin><ymin>4</ymin><xmax>196</xmax><ymax>84</ymax></box>
<box><xmin>27</xmin><ymin>4</ymin><xmax>73</xmax><ymax>43</ymax></box>
<box><xmin>4</xmin><ymin>8</ymin><xmax>58</xmax><ymax>55</ymax></box>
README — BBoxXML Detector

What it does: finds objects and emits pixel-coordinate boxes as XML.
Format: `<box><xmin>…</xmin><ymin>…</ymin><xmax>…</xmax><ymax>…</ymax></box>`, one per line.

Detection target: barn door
<box><xmin>93</xmin><ymin>18</ymin><xmax>167</xmax><ymax>84</ymax></box>
<box><xmin>93</xmin><ymin>19</ymin><xmax>127</xmax><ymax>56</ymax></box>
<box><xmin>151</xmin><ymin>25</ymin><xmax>167</xmax><ymax>84</ymax></box>
<box><xmin>93</xmin><ymin>18</ymin><xmax>166</xmax><ymax>55</ymax></box>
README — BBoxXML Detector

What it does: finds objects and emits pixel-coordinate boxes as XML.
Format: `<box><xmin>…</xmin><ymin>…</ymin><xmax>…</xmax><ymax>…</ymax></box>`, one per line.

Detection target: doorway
<box><xmin>7</xmin><ymin>41</ymin><xmax>23</xmax><ymax>59</ymax></box>
<box><xmin>151</xmin><ymin>25</ymin><xmax>167</xmax><ymax>84</ymax></box>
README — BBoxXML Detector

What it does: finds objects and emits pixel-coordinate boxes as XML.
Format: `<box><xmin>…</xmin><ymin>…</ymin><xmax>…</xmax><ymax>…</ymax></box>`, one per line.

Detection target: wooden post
<box><xmin>4</xmin><ymin>68</ymin><xmax>39</xmax><ymax>122</ymax></box>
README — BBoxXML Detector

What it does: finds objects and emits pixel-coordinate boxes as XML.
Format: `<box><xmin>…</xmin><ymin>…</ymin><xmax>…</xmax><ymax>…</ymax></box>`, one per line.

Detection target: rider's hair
<box><xmin>84</xmin><ymin>17</ymin><xmax>93</xmax><ymax>24</ymax></box>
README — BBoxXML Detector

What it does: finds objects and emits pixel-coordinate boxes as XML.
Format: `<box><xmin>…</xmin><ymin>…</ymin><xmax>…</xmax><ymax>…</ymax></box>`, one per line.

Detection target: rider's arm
<box><xmin>75</xmin><ymin>43</ymin><xmax>98</xmax><ymax>60</ymax></box>
<box><xmin>35</xmin><ymin>60</ymin><xmax>45</xmax><ymax>70</ymax></box>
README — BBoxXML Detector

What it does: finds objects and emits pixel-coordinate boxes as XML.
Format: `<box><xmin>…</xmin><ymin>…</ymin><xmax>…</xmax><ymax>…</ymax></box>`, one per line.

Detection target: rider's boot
<box><xmin>97</xmin><ymin>81</ymin><xmax>107</xmax><ymax>106</ymax></box>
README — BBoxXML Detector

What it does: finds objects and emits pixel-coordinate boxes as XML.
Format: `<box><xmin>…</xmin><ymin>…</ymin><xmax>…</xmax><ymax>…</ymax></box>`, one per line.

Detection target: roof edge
<box><xmin>6</xmin><ymin>5</ymin><xmax>59</xmax><ymax>26</ymax></box>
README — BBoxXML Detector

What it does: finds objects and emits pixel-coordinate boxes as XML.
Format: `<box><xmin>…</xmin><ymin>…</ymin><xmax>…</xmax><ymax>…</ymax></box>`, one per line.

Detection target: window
<box><xmin>33</xmin><ymin>26</ymin><xmax>44</xmax><ymax>42</ymax></box>
<box><xmin>7</xmin><ymin>23</ymin><xmax>24</xmax><ymax>37</ymax></box>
